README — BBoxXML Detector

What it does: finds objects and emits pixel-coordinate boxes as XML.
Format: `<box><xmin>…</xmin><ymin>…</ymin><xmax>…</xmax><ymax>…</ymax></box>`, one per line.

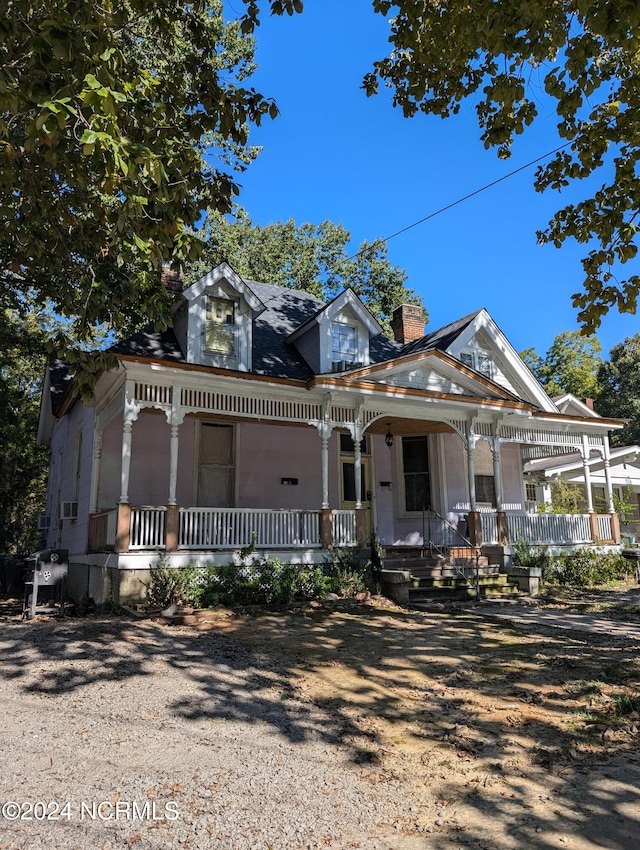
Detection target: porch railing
<box><xmin>481</xmin><ymin>513</ymin><xmax>499</xmax><ymax>545</ymax></box>
<box><xmin>178</xmin><ymin>508</ymin><xmax>321</xmax><ymax>550</ymax></box>
<box><xmin>333</xmin><ymin>510</ymin><xmax>357</xmax><ymax>547</ymax></box>
<box><xmin>507</xmin><ymin>512</ymin><xmax>591</xmax><ymax>545</ymax></box>
<box><xmin>130</xmin><ymin>507</ymin><xmax>167</xmax><ymax>550</ymax></box>
<box><xmin>87</xmin><ymin>509</ymin><xmax>118</xmax><ymax>550</ymax></box>
<box><xmin>597</xmin><ymin>513</ymin><xmax>613</xmax><ymax>541</ymax></box>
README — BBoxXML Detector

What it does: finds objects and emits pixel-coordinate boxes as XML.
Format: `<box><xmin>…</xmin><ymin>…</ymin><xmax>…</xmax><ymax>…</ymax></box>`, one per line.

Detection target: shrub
<box><xmin>512</xmin><ymin>538</ymin><xmax>548</xmax><ymax>571</ymax></box>
<box><xmin>145</xmin><ymin>557</ymin><xmax>200</xmax><ymax>608</ymax></box>
<box><xmin>324</xmin><ymin>548</ymin><xmax>369</xmax><ymax>597</ymax></box>
<box><xmin>196</xmin><ymin>557</ymin><xmax>331</xmax><ymax>608</ymax></box>
<box><xmin>545</xmin><ymin>548</ymin><xmax>630</xmax><ymax>587</ymax></box>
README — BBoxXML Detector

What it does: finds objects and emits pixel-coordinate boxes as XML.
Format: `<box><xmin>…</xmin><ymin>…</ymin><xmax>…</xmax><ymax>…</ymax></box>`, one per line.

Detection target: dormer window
<box><xmin>206</xmin><ymin>296</ymin><xmax>235</xmax><ymax>354</ymax></box>
<box><xmin>331</xmin><ymin>323</ymin><xmax>357</xmax><ymax>365</ymax></box>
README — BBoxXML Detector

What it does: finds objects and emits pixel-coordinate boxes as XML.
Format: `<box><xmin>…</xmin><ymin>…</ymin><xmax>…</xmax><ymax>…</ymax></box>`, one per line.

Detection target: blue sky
<box><xmin>228</xmin><ymin>2</ymin><xmax>639</xmax><ymax>358</ymax></box>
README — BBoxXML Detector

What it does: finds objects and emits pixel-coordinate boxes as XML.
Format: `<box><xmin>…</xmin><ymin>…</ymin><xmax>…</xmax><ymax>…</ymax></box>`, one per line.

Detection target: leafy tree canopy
<box><xmin>596</xmin><ymin>334</ymin><xmax>640</xmax><ymax>446</ymax></box>
<box><xmin>521</xmin><ymin>330</ymin><xmax>602</xmax><ymax>399</ymax></box>
<box><xmin>0</xmin><ymin>306</ymin><xmax>50</xmax><ymax>553</ymax></box>
<box><xmin>191</xmin><ymin>210</ymin><xmax>426</xmax><ymax>332</ymax></box>
<box><xmin>364</xmin><ymin>1</ymin><xmax>640</xmax><ymax>332</ymax></box>
<box><xmin>0</xmin><ymin>0</ymin><xmax>298</xmax><ymax>395</ymax></box>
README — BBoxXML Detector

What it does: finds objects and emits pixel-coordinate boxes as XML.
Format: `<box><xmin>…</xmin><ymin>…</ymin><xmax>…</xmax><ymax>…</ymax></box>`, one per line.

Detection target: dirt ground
<box><xmin>2</xmin><ymin>585</ymin><xmax>640</xmax><ymax>849</ymax></box>
<box><xmin>209</xmin><ymin>591</ymin><xmax>640</xmax><ymax>849</ymax></box>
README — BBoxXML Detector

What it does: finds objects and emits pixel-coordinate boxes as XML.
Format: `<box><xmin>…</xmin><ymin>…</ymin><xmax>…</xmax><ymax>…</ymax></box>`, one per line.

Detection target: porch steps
<box><xmin>382</xmin><ymin>549</ymin><xmax>521</xmax><ymax>602</ymax></box>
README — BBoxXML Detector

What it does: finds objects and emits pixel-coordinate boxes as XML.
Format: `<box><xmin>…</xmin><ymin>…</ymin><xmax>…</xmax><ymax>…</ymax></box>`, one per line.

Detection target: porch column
<box><xmin>89</xmin><ymin>429</ymin><xmax>103</xmax><ymax>514</ymax></box>
<box><xmin>581</xmin><ymin>435</ymin><xmax>594</xmax><ymax>512</ymax></box>
<box><xmin>465</xmin><ymin>421</ymin><xmax>477</xmax><ymax>511</ymax></box>
<box><xmin>602</xmin><ymin>437</ymin><xmax>615</xmax><ymax>512</ymax></box>
<box><xmin>166</xmin><ymin>398</ymin><xmax>185</xmax><ymax>506</ymax></box>
<box><xmin>491</xmin><ymin>441</ymin><xmax>504</xmax><ymax>511</ymax></box>
<box><xmin>316</xmin><ymin>421</ymin><xmax>333</xmax><ymax>509</ymax></box>
<box><xmin>120</xmin><ymin>397</ymin><xmax>141</xmax><ymax>504</ymax></box>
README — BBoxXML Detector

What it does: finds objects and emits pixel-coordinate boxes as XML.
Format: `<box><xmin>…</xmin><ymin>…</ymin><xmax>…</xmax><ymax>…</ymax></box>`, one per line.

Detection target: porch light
<box><xmin>385</xmin><ymin>424</ymin><xmax>394</xmax><ymax>449</ymax></box>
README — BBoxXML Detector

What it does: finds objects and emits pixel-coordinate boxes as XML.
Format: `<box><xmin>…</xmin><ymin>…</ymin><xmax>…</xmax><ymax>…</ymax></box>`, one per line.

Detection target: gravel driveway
<box><xmin>0</xmin><ymin>613</ymin><xmax>423</xmax><ymax>850</ymax></box>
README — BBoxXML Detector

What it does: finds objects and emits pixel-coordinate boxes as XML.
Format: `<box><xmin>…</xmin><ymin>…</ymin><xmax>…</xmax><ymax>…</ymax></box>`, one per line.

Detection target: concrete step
<box><xmin>409</xmin><ymin>581</ymin><xmax>522</xmax><ymax>603</ymax></box>
<box><xmin>410</xmin><ymin>573</ymin><xmax>513</xmax><ymax>590</ymax></box>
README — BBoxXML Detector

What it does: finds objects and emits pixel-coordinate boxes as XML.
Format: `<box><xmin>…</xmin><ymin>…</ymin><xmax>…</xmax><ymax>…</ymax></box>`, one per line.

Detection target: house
<box><xmin>524</xmin><ymin>438</ymin><xmax>640</xmax><ymax>544</ymax></box>
<box><xmin>37</xmin><ymin>263</ymin><xmax>625</xmax><ymax>604</ymax></box>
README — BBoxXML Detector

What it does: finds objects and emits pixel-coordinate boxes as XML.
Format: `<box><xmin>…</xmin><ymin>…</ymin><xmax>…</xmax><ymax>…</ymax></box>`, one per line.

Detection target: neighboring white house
<box><xmin>524</xmin><ymin>439</ymin><xmax>640</xmax><ymax>544</ymax></box>
<box><xmin>36</xmin><ymin>263</ymin><xmax>626</xmax><ymax>603</ymax></box>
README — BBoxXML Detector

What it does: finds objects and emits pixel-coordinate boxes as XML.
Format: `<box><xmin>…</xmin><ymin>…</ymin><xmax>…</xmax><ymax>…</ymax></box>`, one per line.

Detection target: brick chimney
<box><xmin>582</xmin><ymin>398</ymin><xmax>595</xmax><ymax>411</ymax></box>
<box><xmin>161</xmin><ymin>265</ymin><xmax>184</xmax><ymax>296</ymax></box>
<box><xmin>391</xmin><ymin>304</ymin><xmax>426</xmax><ymax>344</ymax></box>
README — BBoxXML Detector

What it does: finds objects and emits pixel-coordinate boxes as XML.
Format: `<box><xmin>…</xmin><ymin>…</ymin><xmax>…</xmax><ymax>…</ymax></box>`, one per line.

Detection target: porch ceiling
<box><xmin>364</xmin><ymin>417</ymin><xmax>457</xmax><ymax>436</ymax></box>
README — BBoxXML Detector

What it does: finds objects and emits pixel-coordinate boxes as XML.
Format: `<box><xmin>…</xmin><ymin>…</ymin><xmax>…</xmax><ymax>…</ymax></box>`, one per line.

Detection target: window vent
<box><xmin>60</xmin><ymin>501</ymin><xmax>78</xmax><ymax>520</ymax></box>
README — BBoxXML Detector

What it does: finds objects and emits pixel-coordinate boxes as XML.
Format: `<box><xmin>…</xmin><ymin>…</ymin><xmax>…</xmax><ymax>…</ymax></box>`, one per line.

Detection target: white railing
<box><xmin>179</xmin><ymin>508</ymin><xmax>321</xmax><ymax>550</ymax></box>
<box><xmin>333</xmin><ymin>510</ymin><xmax>357</xmax><ymax>547</ymax></box>
<box><xmin>507</xmin><ymin>513</ymin><xmax>591</xmax><ymax>545</ymax></box>
<box><xmin>481</xmin><ymin>513</ymin><xmax>498</xmax><ymax>544</ymax></box>
<box><xmin>597</xmin><ymin>514</ymin><xmax>613</xmax><ymax>541</ymax></box>
<box><xmin>130</xmin><ymin>507</ymin><xmax>167</xmax><ymax>550</ymax></box>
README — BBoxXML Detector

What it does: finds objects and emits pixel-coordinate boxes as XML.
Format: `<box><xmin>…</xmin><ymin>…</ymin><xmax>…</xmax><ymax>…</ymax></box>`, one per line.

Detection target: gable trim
<box><xmin>334</xmin><ymin>348</ymin><xmax>524</xmax><ymax>402</ymax></box>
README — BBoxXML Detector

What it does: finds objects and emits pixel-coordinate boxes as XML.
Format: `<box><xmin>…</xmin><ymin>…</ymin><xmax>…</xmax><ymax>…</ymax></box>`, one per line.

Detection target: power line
<box><xmin>353</xmin><ymin>141</ymin><xmax>571</xmax><ymax>260</ymax></box>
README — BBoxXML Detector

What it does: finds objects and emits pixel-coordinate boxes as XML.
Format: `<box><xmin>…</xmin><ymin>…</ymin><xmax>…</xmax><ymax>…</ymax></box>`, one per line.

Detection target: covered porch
<box><xmin>85</xmin><ymin>364</ymin><xmax>621</xmax><ymax>559</ymax></box>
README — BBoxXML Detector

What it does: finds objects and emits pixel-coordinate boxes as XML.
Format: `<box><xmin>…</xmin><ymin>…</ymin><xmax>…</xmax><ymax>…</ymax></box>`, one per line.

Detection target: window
<box><xmin>197</xmin><ymin>423</ymin><xmax>235</xmax><ymax>507</ymax></box>
<box><xmin>525</xmin><ymin>482</ymin><xmax>537</xmax><ymax>502</ymax></box>
<box><xmin>331</xmin><ymin>323</ymin><xmax>356</xmax><ymax>362</ymax></box>
<box><xmin>475</xmin><ymin>474</ymin><xmax>496</xmax><ymax>506</ymax></box>
<box><xmin>339</xmin><ymin>433</ymin><xmax>370</xmax><ymax>455</ymax></box>
<box><xmin>402</xmin><ymin>436</ymin><xmax>431</xmax><ymax>511</ymax></box>
<box><xmin>205</xmin><ymin>296</ymin><xmax>235</xmax><ymax>354</ymax></box>
<box><xmin>460</xmin><ymin>350</ymin><xmax>493</xmax><ymax>378</ymax></box>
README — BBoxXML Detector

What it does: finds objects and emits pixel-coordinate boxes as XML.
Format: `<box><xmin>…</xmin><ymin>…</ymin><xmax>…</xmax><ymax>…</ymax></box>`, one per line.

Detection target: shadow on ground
<box><xmin>1</xmin><ymin>598</ymin><xmax>639</xmax><ymax>849</ymax></box>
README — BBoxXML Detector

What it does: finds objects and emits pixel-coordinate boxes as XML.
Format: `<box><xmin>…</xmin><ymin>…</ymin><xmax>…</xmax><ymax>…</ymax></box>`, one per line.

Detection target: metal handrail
<box><xmin>422</xmin><ymin>509</ymin><xmax>482</xmax><ymax>601</ymax></box>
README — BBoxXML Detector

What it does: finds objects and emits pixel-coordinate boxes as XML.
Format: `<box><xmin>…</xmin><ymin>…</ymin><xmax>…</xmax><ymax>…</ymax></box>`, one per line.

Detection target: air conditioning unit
<box><xmin>60</xmin><ymin>501</ymin><xmax>78</xmax><ymax>520</ymax></box>
<box><xmin>37</xmin><ymin>515</ymin><xmax>51</xmax><ymax>531</ymax></box>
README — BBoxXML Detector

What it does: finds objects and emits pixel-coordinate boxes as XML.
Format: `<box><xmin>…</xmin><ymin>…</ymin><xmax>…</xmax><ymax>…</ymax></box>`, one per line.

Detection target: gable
<box><xmin>444</xmin><ymin>310</ymin><xmax>557</xmax><ymax>411</ymax></box>
<box><xmin>339</xmin><ymin>350</ymin><xmax>520</xmax><ymax>401</ymax></box>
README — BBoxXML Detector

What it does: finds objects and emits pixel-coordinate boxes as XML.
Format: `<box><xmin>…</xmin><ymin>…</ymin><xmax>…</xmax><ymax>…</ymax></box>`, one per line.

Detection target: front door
<box><xmin>340</xmin><ymin>456</ymin><xmax>372</xmax><ymax>537</ymax></box>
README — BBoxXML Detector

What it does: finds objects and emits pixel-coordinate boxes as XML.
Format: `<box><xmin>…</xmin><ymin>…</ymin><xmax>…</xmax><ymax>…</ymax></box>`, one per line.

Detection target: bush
<box><xmin>544</xmin><ymin>548</ymin><xmax>630</xmax><ymax>587</ymax></box>
<box><xmin>324</xmin><ymin>548</ymin><xmax>369</xmax><ymax>597</ymax></box>
<box><xmin>145</xmin><ymin>557</ymin><xmax>200</xmax><ymax>608</ymax></box>
<box><xmin>512</xmin><ymin>538</ymin><xmax>548</xmax><ymax>571</ymax></box>
<box><xmin>195</xmin><ymin>557</ymin><xmax>331</xmax><ymax>608</ymax></box>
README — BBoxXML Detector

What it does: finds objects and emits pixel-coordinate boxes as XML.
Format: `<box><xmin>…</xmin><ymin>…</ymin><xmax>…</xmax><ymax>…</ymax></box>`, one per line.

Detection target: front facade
<box><xmin>37</xmin><ymin>264</ymin><xmax>624</xmax><ymax>603</ymax></box>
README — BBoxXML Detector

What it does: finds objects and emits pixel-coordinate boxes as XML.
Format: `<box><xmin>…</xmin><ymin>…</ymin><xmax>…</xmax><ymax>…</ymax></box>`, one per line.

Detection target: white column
<box><xmin>89</xmin><ymin>429</ymin><xmax>103</xmax><ymax>513</ymax></box>
<box><xmin>317</xmin><ymin>395</ymin><xmax>334</xmax><ymax>510</ymax></box>
<box><xmin>166</xmin><ymin>396</ymin><xmax>185</xmax><ymax>506</ymax></box>
<box><xmin>120</xmin><ymin>397</ymin><xmax>141</xmax><ymax>504</ymax></box>
<box><xmin>581</xmin><ymin>435</ymin><xmax>594</xmax><ymax>512</ymax></box>
<box><xmin>465</xmin><ymin>421</ymin><xmax>477</xmax><ymax>511</ymax></box>
<box><xmin>602</xmin><ymin>436</ymin><xmax>615</xmax><ymax>512</ymax></box>
<box><xmin>492</xmin><ymin>442</ymin><xmax>504</xmax><ymax>511</ymax></box>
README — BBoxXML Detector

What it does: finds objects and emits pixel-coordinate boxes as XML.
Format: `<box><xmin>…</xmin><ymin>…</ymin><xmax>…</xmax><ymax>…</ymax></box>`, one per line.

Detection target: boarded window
<box><xmin>197</xmin><ymin>423</ymin><xmax>234</xmax><ymax>507</ymax></box>
<box><xmin>402</xmin><ymin>436</ymin><xmax>431</xmax><ymax>512</ymax></box>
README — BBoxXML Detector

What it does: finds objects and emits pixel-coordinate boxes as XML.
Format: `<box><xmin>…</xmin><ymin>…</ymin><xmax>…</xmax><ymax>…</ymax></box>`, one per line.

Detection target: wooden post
<box><xmin>320</xmin><ymin>508</ymin><xmax>333</xmax><ymax>549</ymax></box>
<box><xmin>588</xmin><ymin>512</ymin><xmax>600</xmax><ymax>542</ymax></box>
<box><xmin>355</xmin><ymin>508</ymin><xmax>367</xmax><ymax>546</ymax></box>
<box><xmin>114</xmin><ymin>503</ymin><xmax>131</xmax><ymax>554</ymax></box>
<box><xmin>466</xmin><ymin>510</ymin><xmax>483</xmax><ymax>548</ymax></box>
<box><xmin>165</xmin><ymin>504</ymin><xmax>180</xmax><ymax>552</ymax></box>
<box><xmin>609</xmin><ymin>512</ymin><xmax>621</xmax><ymax>544</ymax></box>
<box><xmin>496</xmin><ymin>511</ymin><xmax>509</xmax><ymax>546</ymax></box>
